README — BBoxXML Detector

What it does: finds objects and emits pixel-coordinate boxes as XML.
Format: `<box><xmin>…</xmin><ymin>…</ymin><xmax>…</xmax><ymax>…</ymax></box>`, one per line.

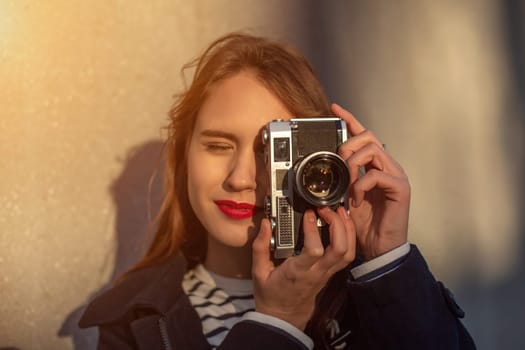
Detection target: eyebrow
<box><xmin>199</xmin><ymin>129</ymin><xmax>239</xmax><ymax>142</ymax></box>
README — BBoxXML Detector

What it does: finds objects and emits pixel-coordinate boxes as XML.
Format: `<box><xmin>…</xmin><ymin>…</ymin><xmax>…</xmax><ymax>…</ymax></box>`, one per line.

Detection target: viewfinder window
<box><xmin>273</xmin><ymin>138</ymin><xmax>290</xmax><ymax>162</ymax></box>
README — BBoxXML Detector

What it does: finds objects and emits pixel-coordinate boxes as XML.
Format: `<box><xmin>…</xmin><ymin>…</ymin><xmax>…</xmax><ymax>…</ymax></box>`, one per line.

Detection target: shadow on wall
<box><xmin>57</xmin><ymin>140</ymin><xmax>165</xmax><ymax>350</ymax></box>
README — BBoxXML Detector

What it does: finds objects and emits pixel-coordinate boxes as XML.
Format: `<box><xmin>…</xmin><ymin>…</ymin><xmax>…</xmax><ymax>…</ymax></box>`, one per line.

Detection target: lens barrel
<box><xmin>294</xmin><ymin>151</ymin><xmax>349</xmax><ymax>207</ymax></box>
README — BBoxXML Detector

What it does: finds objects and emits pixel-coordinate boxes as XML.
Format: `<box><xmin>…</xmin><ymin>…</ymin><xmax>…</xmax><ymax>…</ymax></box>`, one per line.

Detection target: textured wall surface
<box><xmin>1</xmin><ymin>1</ymin><xmax>524</xmax><ymax>349</ymax></box>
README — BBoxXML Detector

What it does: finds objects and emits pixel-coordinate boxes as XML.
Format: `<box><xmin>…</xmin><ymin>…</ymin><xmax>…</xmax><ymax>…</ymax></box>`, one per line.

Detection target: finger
<box><xmin>352</xmin><ymin>169</ymin><xmax>410</xmax><ymax>207</ymax></box>
<box><xmin>295</xmin><ymin>210</ymin><xmax>324</xmax><ymax>268</ymax></box>
<box><xmin>315</xmin><ymin>207</ymin><xmax>351</xmax><ymax>272</ymax></box>
<box><xmin>345</xmin><ymin>143</ymin><xmax>404</xmax><ymax>184</ymax></box>
<box><xmin>328</xmin><ymin>206</ymin><xmax>357</xmax><ymax>273</ymax></box>
<box><xmin>252</xmin><ymin>218</ymin><xmax>275</xmax><ymax>281</ymax></box>
<box><xmin>331</xmin><ymin>103</ymin><xmax>366</xmax><ymax>136</ymax></box>
<box><xmin>338</xmin><ymin>129</ymin><xmax>385</xmax><ymax>161</ymax></box>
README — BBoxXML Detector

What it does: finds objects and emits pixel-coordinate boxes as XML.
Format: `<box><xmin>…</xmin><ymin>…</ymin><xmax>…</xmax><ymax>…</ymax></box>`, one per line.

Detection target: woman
<box><xmin>79</xmin><ymin>33</ymin><xmax>476</xmax><ymax>349</ymax></box>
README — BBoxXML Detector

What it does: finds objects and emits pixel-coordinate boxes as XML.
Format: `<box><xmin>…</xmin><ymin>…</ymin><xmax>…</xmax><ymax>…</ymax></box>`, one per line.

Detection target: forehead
<box><xmin>194</xmin><ymin>72</ymin><xmax>293</xmax><ymax>136</ymax></box>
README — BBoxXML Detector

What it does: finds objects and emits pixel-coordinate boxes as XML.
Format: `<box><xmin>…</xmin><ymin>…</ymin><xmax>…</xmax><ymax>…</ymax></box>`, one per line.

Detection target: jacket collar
<box><xmin>79</xmin><ymin>253</ymin><xmax>188</xmax><ymax>328</ymax></box>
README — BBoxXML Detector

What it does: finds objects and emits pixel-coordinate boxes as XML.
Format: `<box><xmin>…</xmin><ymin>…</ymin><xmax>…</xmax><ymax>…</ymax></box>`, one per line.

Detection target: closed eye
<box><xmin>204</xmin><ymin>142</ymin><xmax>234</xmax><ymax>153</ymax></box>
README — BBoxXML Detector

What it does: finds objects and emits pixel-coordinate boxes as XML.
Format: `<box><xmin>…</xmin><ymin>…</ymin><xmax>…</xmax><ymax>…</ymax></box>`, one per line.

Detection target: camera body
<box><xmin>262</xmin><ymin>117</ymin><xmax>350</xmax><ymax>259</ymax></box>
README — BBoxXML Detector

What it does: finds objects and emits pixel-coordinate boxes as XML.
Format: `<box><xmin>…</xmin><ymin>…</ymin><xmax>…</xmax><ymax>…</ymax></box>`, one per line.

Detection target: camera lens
<box><xmin>295</xmin><ymin>152</ymin><xmax>349</xmax><ymax>206</ymax></box>
<box><xmin>304</xmin><ymin>160</ymin><xmax>336</xmax><ymax>197</ymax></box>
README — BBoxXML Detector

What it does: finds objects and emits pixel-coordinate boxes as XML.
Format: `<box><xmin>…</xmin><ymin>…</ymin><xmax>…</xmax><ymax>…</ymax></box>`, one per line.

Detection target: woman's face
<box><xmin>187</xmin><ymin>71</ymin><xmax>292</xmax><ymax>259</ymax></box>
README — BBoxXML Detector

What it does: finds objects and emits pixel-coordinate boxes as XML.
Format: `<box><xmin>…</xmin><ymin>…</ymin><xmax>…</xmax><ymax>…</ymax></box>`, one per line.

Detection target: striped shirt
<box><xmin>182</xmin><ymin>265</ymin><xmax>255</xmax><ymax>348</ymax></box>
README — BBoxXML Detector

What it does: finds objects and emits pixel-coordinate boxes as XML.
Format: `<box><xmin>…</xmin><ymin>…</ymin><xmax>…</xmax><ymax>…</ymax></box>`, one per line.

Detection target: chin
<box><xmin>230</xmin><ymin>229</ymin><xmax>257</xmax><ymax>247</ymax></box>
<box><xmin>211</xmin><ymin>224</ymin><xmax>258</xmax><ymax>248</ymax></box>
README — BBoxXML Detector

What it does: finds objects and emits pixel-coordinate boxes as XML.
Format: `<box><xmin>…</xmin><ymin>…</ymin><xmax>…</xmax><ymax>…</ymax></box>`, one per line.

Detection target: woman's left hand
<box><xmin>332</xmin><ymin>103</ymin><xmax>411</xmax><ymax>261</ymax></box>
<box><xmin>252</xmin><ymin>206</ymin><xmax>356</xmax><ymax>331</ymax></box>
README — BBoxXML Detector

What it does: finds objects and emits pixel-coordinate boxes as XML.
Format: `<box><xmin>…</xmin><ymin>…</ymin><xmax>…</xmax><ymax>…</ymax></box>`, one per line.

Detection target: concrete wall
<box><xmin>1</xmin><ymin>1</ymin><xmax>524</xmax><ymax>349</ymax></box>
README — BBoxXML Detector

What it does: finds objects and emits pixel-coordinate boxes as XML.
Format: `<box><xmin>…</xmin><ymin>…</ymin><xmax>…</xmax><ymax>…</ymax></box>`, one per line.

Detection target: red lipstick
<box><xmin>214</xmin><ymin>200</ymin><xmax>259</xmax><ymax>220</ymax></box>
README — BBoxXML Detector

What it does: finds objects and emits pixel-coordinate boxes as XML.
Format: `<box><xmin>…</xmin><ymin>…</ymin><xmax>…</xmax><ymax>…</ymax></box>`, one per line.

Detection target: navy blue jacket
<box><xmin>79</xmin><ymin>245</ymin><xmax>476</xmax><ymax>349</ymax></box>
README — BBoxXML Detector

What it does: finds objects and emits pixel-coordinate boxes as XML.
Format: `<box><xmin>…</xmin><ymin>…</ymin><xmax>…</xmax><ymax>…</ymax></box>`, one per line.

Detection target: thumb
<box><xmin>252</xmin><ymin>218</ymin><xmax>274</xmax><ymax>281</ymax></box>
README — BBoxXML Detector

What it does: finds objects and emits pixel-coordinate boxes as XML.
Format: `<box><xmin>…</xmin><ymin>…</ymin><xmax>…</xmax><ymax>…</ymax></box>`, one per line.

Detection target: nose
<box><xmin>225</xmin><ymin>149</ymin><xmax>258</xmax><ymax>192</ymax></box>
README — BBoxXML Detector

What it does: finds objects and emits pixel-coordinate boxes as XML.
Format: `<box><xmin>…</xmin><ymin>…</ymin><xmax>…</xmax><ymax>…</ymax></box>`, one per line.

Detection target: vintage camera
<box><xmin>262</xmin><ymin>117</ymin><xmax>350</xmax><ymax>259</ymax></box>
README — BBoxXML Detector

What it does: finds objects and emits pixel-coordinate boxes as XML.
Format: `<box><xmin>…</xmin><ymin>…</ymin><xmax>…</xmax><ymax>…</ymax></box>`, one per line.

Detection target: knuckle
<box><xmin>342</xmin><ymin>251</ymin><xmax>355</xmax><ymax>264</ymax></box>
<box><xmin>367</xmin><ymin>168</ymin><xmax>382</xmax><ymax>177</ymax></box>
<box><xmin>329</xmin><ymin>243</ymin><xmax>347</xmax><ymax>257</ymax></box>
<box><xmin>338</xmin><ymin>144</ymin><xmax>354</xmax><ymax>160</ymax></box>
<box><xmin>251</xmin><ymin>268</ymin><xmax>264</xmax><ymax>281</ymax></box>
<box><xmin>362</xmin><ymin>129</ymin><xmax>375</xmax><ymax>139</ymax></box>
<box><xmin>305</xmin><ymin>280</ymin><xmax>318</xmax><ymax>290</ymax></box>
<box><xmin>397</xmin><ymin>178</ymin><xmax>411</xmax><ymax>198</ymax></box>
<box><xmin>284</xmin><ymin>266</ymin><xmax>299</xmax><ymax>283</ymax></box>
<box><xmin>306</xmin><ymin>246</ymin><xmax>324</xmax><ymax>258</ymax></box>
<box><xmin>373</xmin><ymin>142</ymin><xmax>384</xmax><ymax>151</ymax></box>
<box><xmin>363</xmin><ymin>168</ymin><xmax>383</xmax><ymax>180</ymax></box>
<box><xmin>252</xmin><ymin>239</ymin><xmax>263</xmax><ymax>252</ymax></box>
<box><xmin>319</xmin><ymin>207</ymin><xmax>336</xmax><ymax>222</ymax></box>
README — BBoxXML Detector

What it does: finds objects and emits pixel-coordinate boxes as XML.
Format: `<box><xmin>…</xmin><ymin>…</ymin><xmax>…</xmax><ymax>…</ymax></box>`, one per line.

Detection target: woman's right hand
<box><xmin>251</xmin><ymin>206</ymin><xmax>356</xmax><ymax>330</ymax></box>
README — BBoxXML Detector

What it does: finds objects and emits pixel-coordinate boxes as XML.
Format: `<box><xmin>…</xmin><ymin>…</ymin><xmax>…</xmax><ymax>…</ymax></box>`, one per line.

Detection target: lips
<box><xmin>214</xmin><ymin>200</ymin><xmax>260</xmax><ymax>220</ymax></box>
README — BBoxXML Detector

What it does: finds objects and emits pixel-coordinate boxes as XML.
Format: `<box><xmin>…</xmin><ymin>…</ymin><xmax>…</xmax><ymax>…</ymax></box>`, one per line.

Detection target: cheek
<box><xmin>186</xmin><ymin>148</ymin><xmax>228</xmax><ymax>200</ymax></box>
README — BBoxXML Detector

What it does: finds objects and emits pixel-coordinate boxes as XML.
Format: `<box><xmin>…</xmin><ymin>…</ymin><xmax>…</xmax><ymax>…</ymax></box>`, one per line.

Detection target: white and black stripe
<box><xmin>182</xmin><ymin>265</ymin><xmax>255</xmax><ymax>348</ymax></box>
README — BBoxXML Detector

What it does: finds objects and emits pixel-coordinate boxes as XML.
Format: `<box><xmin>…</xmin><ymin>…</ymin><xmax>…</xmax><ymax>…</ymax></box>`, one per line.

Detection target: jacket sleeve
<box><xmin>346</xmin><ymin>245</ymin><xmax>476</xmax><ymax>350</ymax></box>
